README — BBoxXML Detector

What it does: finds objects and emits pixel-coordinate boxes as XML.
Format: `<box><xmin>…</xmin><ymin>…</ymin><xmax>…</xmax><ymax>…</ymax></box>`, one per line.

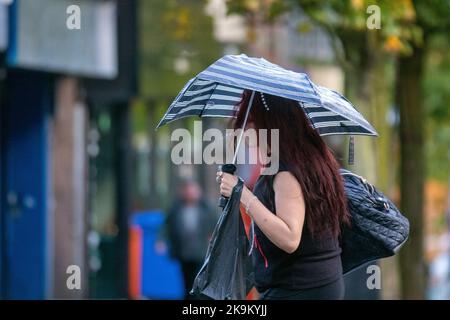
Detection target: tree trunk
<box><xmin>397</xmin><ymin>44</ymin><xmax>426</xmax><ymax>299</ymax></box>
<box><xmin>340</xmin><ymin>32</ymin><xmax>378</xmax><ymax>183</ymax></box>
<box><xmin>340</xmin><ymin>32</ymin><xmax>395</xmax><ymax>299</ymax></box>
<box><xmin>366</xmin><ymin>35</ymin><xmax>400</xmax><ymax>300</ymax></box>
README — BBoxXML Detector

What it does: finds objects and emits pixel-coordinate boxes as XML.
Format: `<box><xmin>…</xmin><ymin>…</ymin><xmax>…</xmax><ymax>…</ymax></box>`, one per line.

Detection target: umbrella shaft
<box><xmin>232</xmin><ymin>91</ymin><xmax>256</xmax><ymax>164</ymax></box>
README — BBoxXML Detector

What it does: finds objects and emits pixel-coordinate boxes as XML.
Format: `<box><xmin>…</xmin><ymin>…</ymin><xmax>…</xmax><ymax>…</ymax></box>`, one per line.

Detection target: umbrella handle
<box><xmin>218</xmin><ymin>91</ymin><xmax>253</xmax><ymax>208</ymax></box>
<box><xmin>218</xmin><ymin>164</ymin><xmax>237</xmax><ymax>208</ymax></box>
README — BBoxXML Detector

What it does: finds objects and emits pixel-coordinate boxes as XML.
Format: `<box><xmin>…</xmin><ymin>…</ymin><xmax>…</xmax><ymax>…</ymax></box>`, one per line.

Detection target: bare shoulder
<box><xmin>273</xmin><ymin>171</ymin><xmax>303</xmax><ymax>198</ymax></box>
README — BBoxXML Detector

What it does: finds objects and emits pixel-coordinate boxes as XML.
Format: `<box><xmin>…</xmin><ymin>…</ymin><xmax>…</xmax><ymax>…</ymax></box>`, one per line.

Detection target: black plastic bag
<box><xmin>191</xmin><ymin>178</ymin><xmax>255</xmax><ymax>300</ymax></box>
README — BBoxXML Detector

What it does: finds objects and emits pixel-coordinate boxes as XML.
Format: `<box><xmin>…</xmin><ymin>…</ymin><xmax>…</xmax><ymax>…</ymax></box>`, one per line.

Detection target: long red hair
<box><xmin>234</xmin><ymin>90</ymin><xmax>350</xmax><ymax>238</ymax></box>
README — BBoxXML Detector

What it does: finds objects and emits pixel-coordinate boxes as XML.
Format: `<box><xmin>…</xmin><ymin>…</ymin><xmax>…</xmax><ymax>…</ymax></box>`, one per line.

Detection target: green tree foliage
<box><xmin>135</xmin><ymin>0</ymin><xmax>223</xmax><ymax>208</ymax></box>
<box><xmin>424</xmin><ymin>38</ymin><xmax>450</xmax><ymax>182</ymax></box>
<box><xmin>422</xmin><ymin>32</ymin><xmax>450</xmax><ymax>183</ymax></box>
<box><xmin>140</xmin><ymin>0</ymin><xmax>222</xmax><ymax>102</ymax></box>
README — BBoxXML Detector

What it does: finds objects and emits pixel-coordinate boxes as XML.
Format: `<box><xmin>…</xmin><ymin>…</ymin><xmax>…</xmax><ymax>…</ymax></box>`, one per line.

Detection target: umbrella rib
<box><xmin>155</xmin><ymin>77</ymin><xmax>197</xmax><ymax>129</ymax></box>
<box><xmin>300</xmin><ymin>101</ymin><xmax>318</xmax><ymax>130</ymax></box>
<box><xmin>232</xmin><ymin>91</ymin><xmax>256</xmax><ymax>164</ymax></box>
<box><xmin>198</xmin><ymin>82</ymin><xmax>219</xmax><ymax>118</ymax></box>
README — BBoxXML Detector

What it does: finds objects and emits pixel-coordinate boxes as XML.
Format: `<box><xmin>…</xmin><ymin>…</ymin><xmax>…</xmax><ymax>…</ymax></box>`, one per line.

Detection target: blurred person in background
<box><xmin>166</xmin><ymin>178</ymin><xmax>217</xmax><ymax>299</ymax></box>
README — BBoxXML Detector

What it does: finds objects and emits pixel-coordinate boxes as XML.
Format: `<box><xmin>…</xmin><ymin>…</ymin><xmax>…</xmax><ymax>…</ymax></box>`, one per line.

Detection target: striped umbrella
<box><xmin>157</xmin><ymin>54</ymin><xmax>377</xmax><ymax>251</ymax></box>
<box><xmin>156</xmin><ymin>54</ymin><xmax>378</xmax><ymax>138</ymax></box>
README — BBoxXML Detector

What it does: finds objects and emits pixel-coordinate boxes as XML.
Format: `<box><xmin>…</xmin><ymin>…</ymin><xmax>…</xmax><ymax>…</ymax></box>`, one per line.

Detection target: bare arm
<box><xmin>219</xmin><ymin>171</ymin><xmax>305</xmax><ymax>253</ymax></box>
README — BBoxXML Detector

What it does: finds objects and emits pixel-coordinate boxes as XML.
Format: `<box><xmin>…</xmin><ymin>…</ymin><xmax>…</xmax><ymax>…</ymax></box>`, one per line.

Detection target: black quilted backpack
<box><xmin>340</xmin><ymin>169</ymin><xmax>410</xmax><ymax>274</ymax></box>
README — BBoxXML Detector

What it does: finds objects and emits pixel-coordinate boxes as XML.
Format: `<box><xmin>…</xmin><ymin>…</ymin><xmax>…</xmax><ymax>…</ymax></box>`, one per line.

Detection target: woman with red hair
<box><xmin>217</xmin><ymin>90</ymin><xmax>350</xmax><ymax>300</ymax></box>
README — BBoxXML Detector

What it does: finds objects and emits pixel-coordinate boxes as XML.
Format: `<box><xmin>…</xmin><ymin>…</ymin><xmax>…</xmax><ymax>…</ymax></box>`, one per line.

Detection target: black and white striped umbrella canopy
<box><xmin>157</xmin><ymin>54</ymin><xmax>377</xmax><ymax>137</ymax></box>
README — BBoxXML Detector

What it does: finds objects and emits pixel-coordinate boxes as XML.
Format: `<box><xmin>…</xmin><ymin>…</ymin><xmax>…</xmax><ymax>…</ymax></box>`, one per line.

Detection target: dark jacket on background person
<box><xmin>166</xmin><ymin>199</ymin><xmax>217</xmax><ymax>263</ymax></box>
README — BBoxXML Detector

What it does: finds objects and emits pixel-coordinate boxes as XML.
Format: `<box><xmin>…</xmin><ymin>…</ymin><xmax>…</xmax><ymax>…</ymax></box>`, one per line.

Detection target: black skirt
<box><xmin>259</xmin><ymin>276</ymin><xmax>345</xmax><ymax>300</ymax></box>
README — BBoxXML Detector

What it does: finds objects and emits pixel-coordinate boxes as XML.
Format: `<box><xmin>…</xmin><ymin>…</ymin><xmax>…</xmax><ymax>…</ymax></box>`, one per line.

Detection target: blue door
<box><xmin>1</xmin><ymin>71</ymin><xmax>51</xmax><ymax>299</ymax></box>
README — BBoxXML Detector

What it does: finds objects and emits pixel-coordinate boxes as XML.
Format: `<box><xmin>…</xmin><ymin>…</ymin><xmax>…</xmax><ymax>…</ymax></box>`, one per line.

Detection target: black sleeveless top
<box><xmin>252</xmin><ymin>162</ymin><xmax>343</xmax><ymax>292</ymax></box>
